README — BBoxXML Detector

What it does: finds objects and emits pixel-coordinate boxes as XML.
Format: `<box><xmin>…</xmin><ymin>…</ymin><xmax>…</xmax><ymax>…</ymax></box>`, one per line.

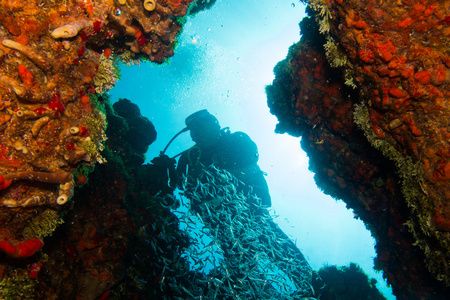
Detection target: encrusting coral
<box><xmin>0</xmin><ymin>0</ymin><xmax>193</xmax><ymax>235</ymax></box>
<box><xmin>267</xmin><ymin>2</ymin><xmax>449</xmax><ymax>299</ymax></box>
<box><xmin>309</xmin><ymin>0</ymin><xmax>450</xmax><ymax>289</ymax></box>
<box><xmin>0</xmin><ymin>0</ymin><xmax>196</xmax><ymax>297</ymax></box>
<box><xmin>0</xmin><ymin>270</ymin><xmax>36</xmax><ymax>300</ymax></box>
<box><xmin>32</xmin><ymin>97</ymin><xmax>197</xmax><ymax>298</ymax></box>
<box><xmin>22</xmin><ymin>209</ymin><xmax>64</xmax><ymax>239</ymax></box>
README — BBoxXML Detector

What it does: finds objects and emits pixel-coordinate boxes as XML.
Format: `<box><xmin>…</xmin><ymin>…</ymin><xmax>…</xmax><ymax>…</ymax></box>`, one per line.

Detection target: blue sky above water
<box><xmin>110</xmin><ymin>0</ymin><xmax>394</xmax><ymax>298</ymax></box>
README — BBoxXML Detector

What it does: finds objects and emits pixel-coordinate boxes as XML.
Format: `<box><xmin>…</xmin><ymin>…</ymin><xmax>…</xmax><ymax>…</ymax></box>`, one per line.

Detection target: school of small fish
<box><xmin>174</xmin><ymin>165</ymin><xmax>316</xmax><ymax>299</ymax></box>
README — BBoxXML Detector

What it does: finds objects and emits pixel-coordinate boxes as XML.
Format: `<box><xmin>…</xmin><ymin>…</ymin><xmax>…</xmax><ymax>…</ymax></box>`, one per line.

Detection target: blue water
<box><xmin>110</xmin><ymin>0</ymin><xmax>395</xmax><ymax>298</ymax></box>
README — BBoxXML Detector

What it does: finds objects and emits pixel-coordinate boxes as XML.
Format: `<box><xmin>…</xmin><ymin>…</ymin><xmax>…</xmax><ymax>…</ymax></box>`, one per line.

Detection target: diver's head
<box><xmin>185</xmin><ymin>109</ymin><xmax>221</xmax><ymax>147</ymax></box>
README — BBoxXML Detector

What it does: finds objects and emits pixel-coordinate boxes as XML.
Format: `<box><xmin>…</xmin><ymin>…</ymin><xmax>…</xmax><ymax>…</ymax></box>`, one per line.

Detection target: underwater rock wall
<box><xmin>0</xmin><ymin>0</ymin><xmax>201</xmax><ymax>298</ymax></box>
<box><xmin>0</xmin><ymin>0</ymin><xmax>192</xmax><ymax>238</ymax></box>
<box><xmin>37</xmin><ymin>97</ymin><xmax>198</xmax><ymax>298</ymax></box>
<box><xmin>36</xmin><ymin>98</ymin><xmax>195</xmax><ymax>299</ymax></box>
<box><xmin>267</xmin><ymin>2</ymin><xmax>449</xmax><ymax>299</ymax></box>
<box><xmin>0</xmin><ymin>97</ymin><xmax>199</xmax><ymax>298</ymax></box>
<box><xmin>316</xmin><ymin>263</ymin><xmax>385</xmax><ymax>300</ymax></box>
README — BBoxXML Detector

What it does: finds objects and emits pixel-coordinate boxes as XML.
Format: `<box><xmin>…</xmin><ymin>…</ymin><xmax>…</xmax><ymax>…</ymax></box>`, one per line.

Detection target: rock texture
<box><xmin>267</xmin><ymin>3</ymin><xmax>449</xmax><ymax>299</ymax></box>
<box><xmin>35</xmin><ymin>98</ymin><xmax>194</xmax><ymax>299</ymax></box>
<box><xmin>0</xmin><ymin>0</ymin><xmax>194</xmax><ymax>238</ymax></box>
<box><xmin>0</xmin><ymin>1</ymin><xmax>197</xmax><ymax>297</ymax></box>
<box><xmin>0</xmin><ymin>97</ymin><xmax>200</xmax><ymax>298</ymax></box>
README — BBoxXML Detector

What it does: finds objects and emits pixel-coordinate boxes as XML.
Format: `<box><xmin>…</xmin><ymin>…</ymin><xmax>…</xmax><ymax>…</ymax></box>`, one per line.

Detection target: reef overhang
<box><xmin>267</xmin><ymin>1</ymin><xmax>449</xmax><ymax>298</ymax></box>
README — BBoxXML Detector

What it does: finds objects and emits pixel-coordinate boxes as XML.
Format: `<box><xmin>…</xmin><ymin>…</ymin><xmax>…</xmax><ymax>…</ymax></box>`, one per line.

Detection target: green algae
<box><xmin>22</xmin><ymin>209</ymin><xmax>64</xmax><ymax>239</ymax></box>
<box><xmin>0</xmin><ymin>270</ymin><xmax>36</xmax><ymax>300</ymax></box>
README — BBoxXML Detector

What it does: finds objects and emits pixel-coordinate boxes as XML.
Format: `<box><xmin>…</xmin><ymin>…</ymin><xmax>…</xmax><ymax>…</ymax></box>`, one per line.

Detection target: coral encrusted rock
<box><xmin>267</xmin><ymin>4</ymin><xmax>449</xmax><ymax>299</ymax></box>
<box><xmin>0</xmin><ymin>0</ymin><xmax>196</xmax><ymax>297</ymax></box>
<box><xmin>0</xmin><ymin>0</ymin><xmax>193</xmax><ymax>251</ymax></box>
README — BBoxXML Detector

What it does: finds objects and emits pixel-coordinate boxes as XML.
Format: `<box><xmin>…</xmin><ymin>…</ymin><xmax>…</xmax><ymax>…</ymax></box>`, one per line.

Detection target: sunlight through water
<box><xmin>110</xmin><ymin>0</ymin><xmax>394</xmax><ymax>298</ymax></box>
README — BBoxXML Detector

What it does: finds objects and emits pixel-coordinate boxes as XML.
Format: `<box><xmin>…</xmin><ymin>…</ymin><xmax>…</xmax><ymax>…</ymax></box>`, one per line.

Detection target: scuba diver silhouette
<box><xmin>154</xmin><ymin>109</ymin><xmax>271</xmax><ymax>207</ymax></box>
<box><xmin>151</xmin><ymin>109</ymin><xmax>318</xmax><ymax>298</ymax></box>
